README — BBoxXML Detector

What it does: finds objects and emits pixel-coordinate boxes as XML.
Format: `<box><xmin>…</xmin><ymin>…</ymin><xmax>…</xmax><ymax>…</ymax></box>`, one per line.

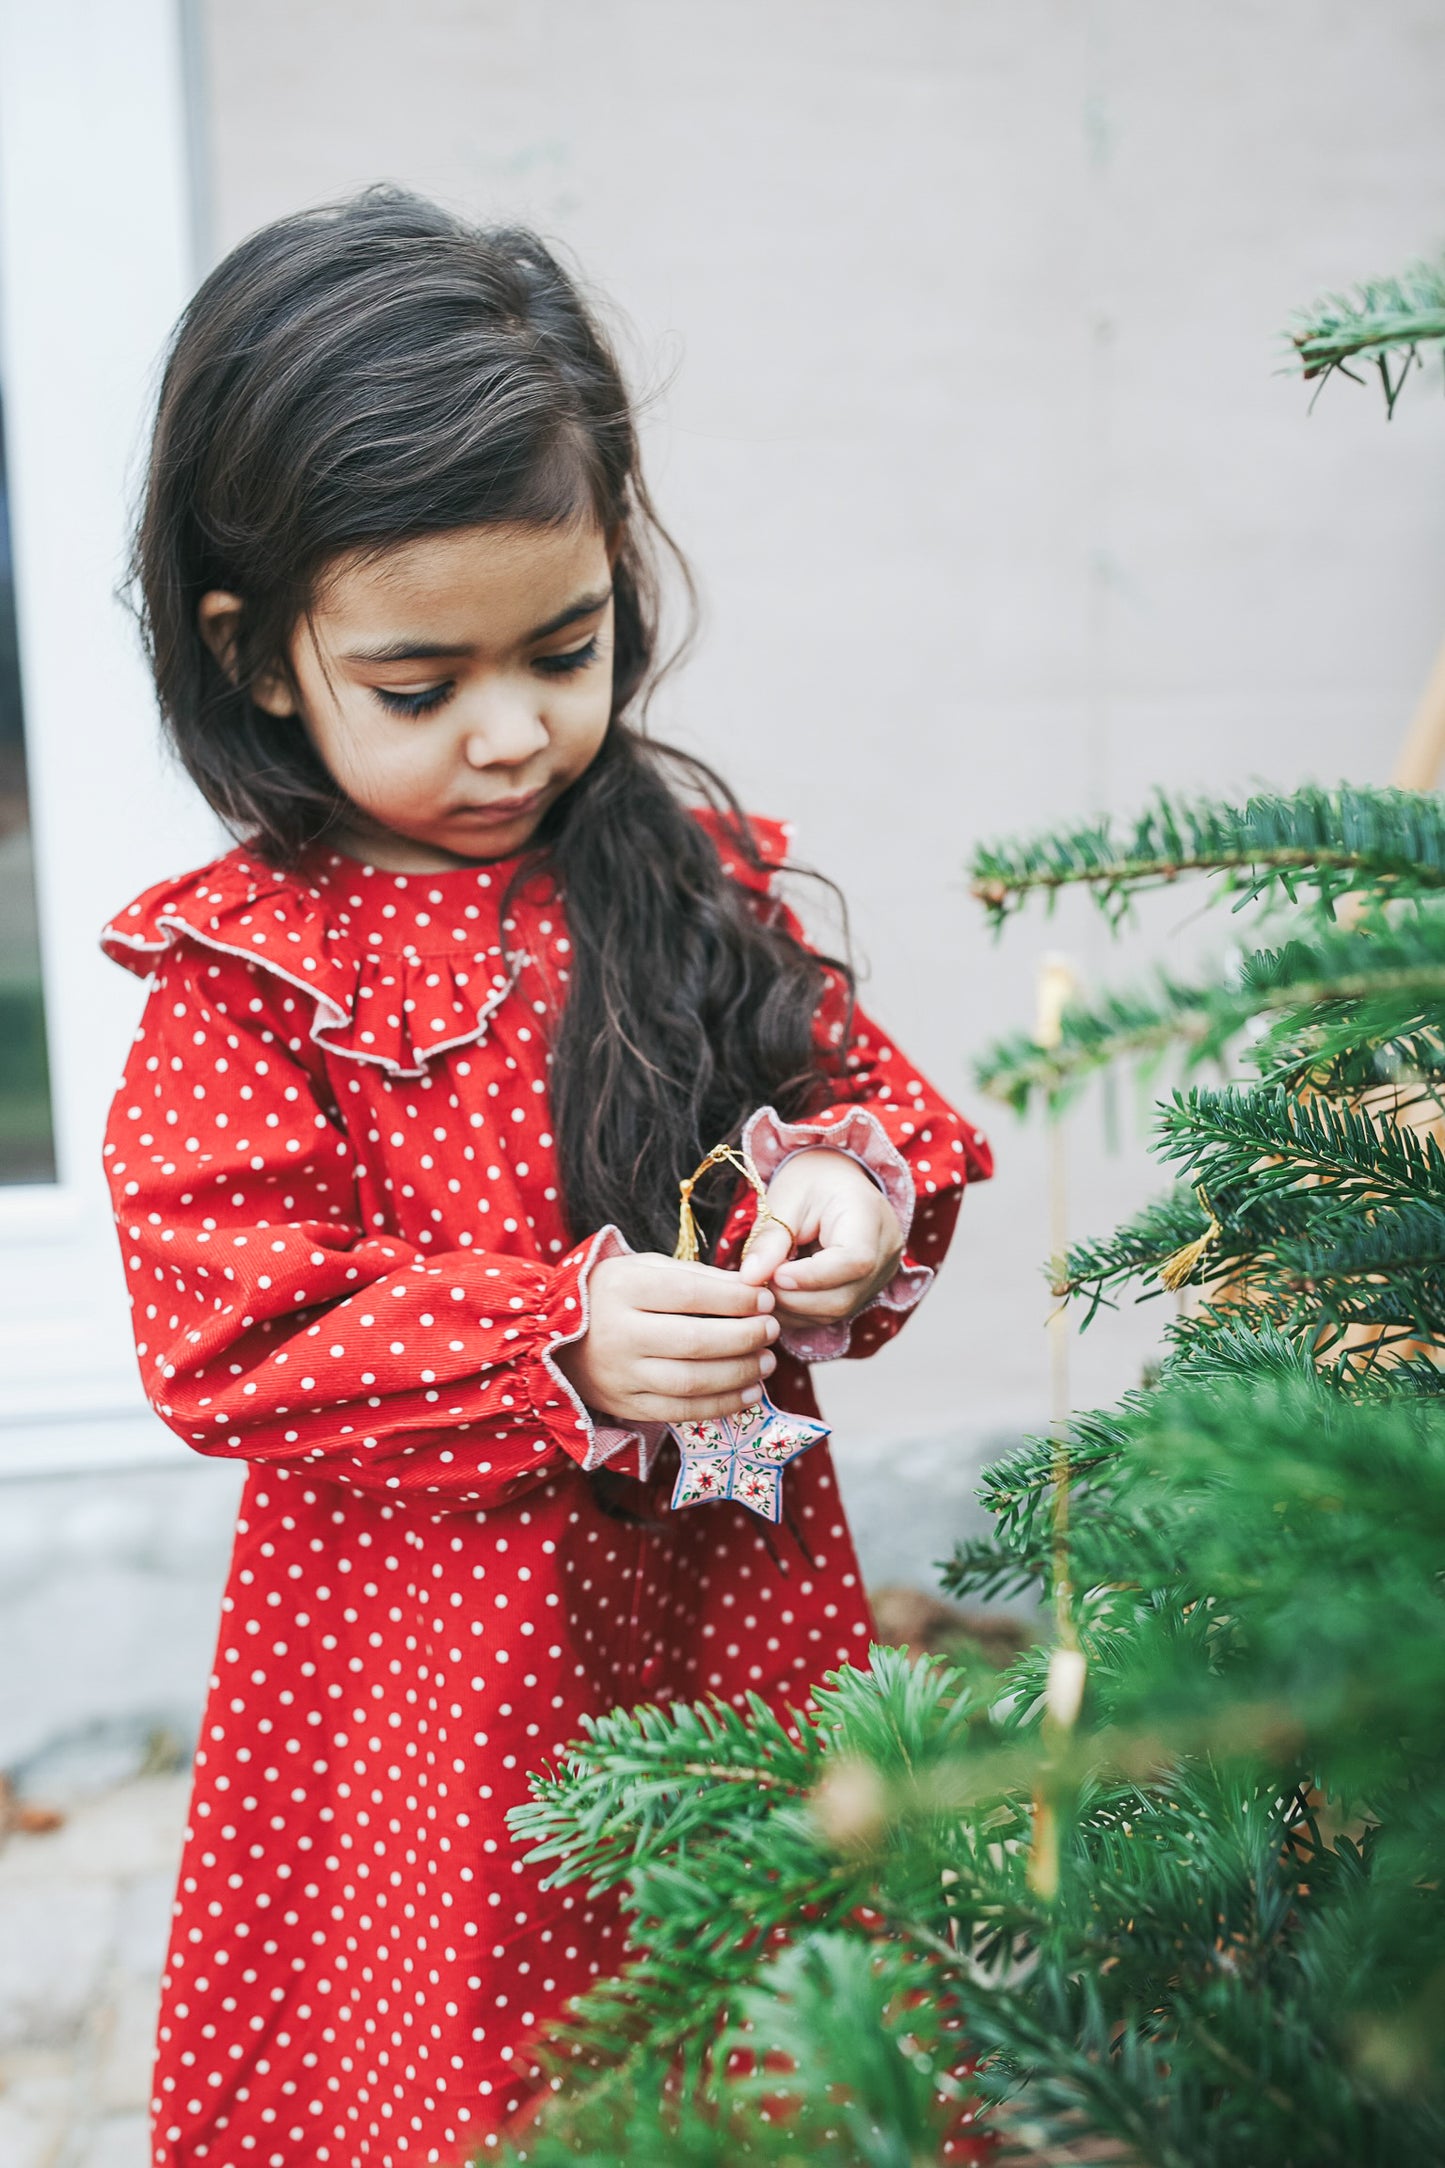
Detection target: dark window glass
<box><xmin>0</xmin><ymin>391</ymin><xmax>56</xmax><ymax>1183</ymax></box>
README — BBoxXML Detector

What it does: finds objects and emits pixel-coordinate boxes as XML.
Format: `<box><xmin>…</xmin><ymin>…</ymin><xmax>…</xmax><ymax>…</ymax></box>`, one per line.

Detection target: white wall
<box><xmin>0</xmin><ymin>0</ymin><xmax>218</xmax><ymax>1482</ymax></box>
<box><xmin>198</xmin><ymin>0</ymin><xmax>1445</xmax><ymax>1458</ymax></box>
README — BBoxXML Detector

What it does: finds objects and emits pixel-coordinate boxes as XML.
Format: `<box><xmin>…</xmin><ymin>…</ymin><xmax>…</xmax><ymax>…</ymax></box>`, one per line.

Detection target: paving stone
<box><xmin>69</xmin><ymin>1780</ymin><xmax>188</xmax><ymax>1886</ymax></box>
<box><xmin>0</xmin><ymin>1463</ymin><xmax>240</xmax><ymax>1776</ymax></box>
<box><xmin>0</xmin><ymin>1883</ymin><xmax>116</xmax><ymax>2050</ymax></box>
<box><xmin>94</xmin><ymin>1975</ymin><xmax>158</xmax><ymax>2116</ymax></box>
<box><xmin>70</xmin><ymin>2112</ymin><xmax>150</xmax><ymax>2168</ymax></box>
<box><xmin>13</xmin><ymin>1724</ymin><xmax>169</xmax><ymax>1810</ymax></box>
<box><xmin>0</xmin><ymin>2097</ymin><xmax>64</xmax><ymax>2168</ymax></box>
<box><xmin>0</xmin><ymin>1776</ymin><xmax>184</xmax><ymax>2161</ymax></box>
<box><xmin>0</xmin><ymin>1779</ymin><xmax>188</xmax><ymax>1889</ymax></box>
<box><xmin>114</xmin><ymin>1871</ymin><xmax>177</xmax><ymax>1981</ymax></box>
<box><xmin>0</xmin><ymin>2047</ymin><xmax>72</xmax><ymax>2166</ymax></box>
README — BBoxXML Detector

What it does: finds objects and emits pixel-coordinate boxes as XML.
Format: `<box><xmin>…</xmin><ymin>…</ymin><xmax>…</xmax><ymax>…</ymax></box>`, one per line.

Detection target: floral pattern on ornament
<box><xmin>669</xmin><ymin>1393</ymin><xmax>831</xmax><ymax>1521</ymax></box>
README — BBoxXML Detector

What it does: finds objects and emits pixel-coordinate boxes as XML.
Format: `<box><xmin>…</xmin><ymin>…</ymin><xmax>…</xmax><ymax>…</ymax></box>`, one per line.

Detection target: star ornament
<box><xmin>668</xmin><ymin>1392</ymin><xmax>831</xmax><ymax>1522</ymax></box>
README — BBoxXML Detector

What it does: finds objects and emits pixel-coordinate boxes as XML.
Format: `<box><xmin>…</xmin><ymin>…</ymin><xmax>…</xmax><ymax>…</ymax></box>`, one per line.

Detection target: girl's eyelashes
<box><xmin>533</xmin><ymin>636</ymin><xmax>601</xmax><ymax>678</ymax></box>
<box><xmin>368</xmin><ymin>638</ymin><xmax>601</xmax><ymax>714</ymax></box>
<box><xmin>373</xmin><ymin>682</ymin><xmax>453</xmax><ymax>716</ymax></box>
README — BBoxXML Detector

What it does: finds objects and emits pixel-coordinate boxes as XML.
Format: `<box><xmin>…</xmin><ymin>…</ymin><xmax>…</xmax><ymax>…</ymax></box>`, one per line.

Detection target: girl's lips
<box><xmin>451</xmin><ymin>789</ymin><xmax>546</xmax><ymax>822</ymax></box>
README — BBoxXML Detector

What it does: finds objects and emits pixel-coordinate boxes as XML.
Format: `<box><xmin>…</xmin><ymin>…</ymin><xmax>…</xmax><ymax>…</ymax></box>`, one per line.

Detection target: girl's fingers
<box><xmin>634</xmin><ymin>1382</ymin><xmax>769</xmax><ymax>1423</ymax></box>
<box><xmin>641</xmin><ymin>1350</ymin><xmax>777</xmax><ymax>1402</ymax></box>
<box><xmin>644</xmin><ymin>1310</ymin><xmax>779</xmax><ymax>1362</ymax></box>
<box><xmin>772</xmin><ymin>1245</ymin><xmax>875</xmax><ymax>1293</ymax></box>
<box><xmin>738</xmin><ymin>1217</ymin><xmax>794</xmax><ymax>1286</ymax></box>
<box><xmin>773</xmin><ymin>1290</ymin><xmax>864</xmax><ymax>1325</ymax></box>
<box><xmin>625</xmin><ymin>1254</ymin><xmax>775</xmax><ymax>1316</ymax></box>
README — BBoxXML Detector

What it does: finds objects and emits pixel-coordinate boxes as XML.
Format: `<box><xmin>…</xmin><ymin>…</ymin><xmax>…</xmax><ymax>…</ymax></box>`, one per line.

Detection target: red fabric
<box><xmin>102</xmin><ymin>812</ymin><xmax>991</xmax><ymax>2166</ymax></box>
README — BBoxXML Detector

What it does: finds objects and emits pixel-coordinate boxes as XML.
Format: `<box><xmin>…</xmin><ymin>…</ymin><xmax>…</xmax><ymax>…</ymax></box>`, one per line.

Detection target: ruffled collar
<box><xmin>101</xmin><ymin>809</ymin><xmax>792</xmax><ymax>1080</ymax></box>
<box><xmin>102</xmin><ymin>846</ymin><xmax>549</xmax><ymax>1077</ymax></box>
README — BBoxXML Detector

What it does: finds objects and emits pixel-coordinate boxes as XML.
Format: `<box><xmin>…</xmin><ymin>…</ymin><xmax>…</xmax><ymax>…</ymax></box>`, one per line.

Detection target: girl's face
<box><xmin>203</xmin><ymin>520</ymin><xmax>616</xmax><ymax>871</ymax></box>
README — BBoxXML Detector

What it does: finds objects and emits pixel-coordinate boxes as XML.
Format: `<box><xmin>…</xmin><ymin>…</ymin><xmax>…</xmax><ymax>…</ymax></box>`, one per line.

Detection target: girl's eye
<box><xmin>373</xmin><ymin>683</ymin><xmax>453</xmax><ymax>716</ymax></box>
<box><xmin>534</xmin><ymin>637</ymin><xmax>601</xmax><ymax>679</ymax></box>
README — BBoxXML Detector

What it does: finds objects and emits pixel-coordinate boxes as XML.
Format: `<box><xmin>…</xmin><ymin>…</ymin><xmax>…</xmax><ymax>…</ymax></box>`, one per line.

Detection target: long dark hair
<box><xmin>133</xmin><ymin>187</ymin><xmax>850</xmax><ymax>1253</ymax></box>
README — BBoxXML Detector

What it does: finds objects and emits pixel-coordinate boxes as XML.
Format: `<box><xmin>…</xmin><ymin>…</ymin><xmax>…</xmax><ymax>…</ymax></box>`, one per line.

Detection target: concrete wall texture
<box><xmin>10</xmin><ymin>0</ymin><xmax>1445</xmax><ymax>1773</ymax></box>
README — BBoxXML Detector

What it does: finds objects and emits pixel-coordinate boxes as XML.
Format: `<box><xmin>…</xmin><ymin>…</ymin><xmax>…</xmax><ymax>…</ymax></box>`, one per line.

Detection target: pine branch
<box><xmin>1049</xmin><ymin>1185</ymin><xmax>1337</xmax><ymax>1318</ymax></box>
<box><xmin>723</xmin><ymin>1935</ymin><xmax>972</xmax><ymax>2159</ymax></box>
<box><xmin>950</xmin><ymin>1403</ymin><xmax>1143</xmax><ymax>1594</ymax></box>
<box><xmin>975</xmin><ymin>912</ymin><xmax>1445</xmax><ymax>1114</ymax></box>
<box><xmin>1066</xmin><ymin>1372</ymin><xmax>1445</xmax><ymax>1772</ymax></box>
<box><xmin>1157</xmin><ymin>1083</ymin><xmax>1445</xmax><ymax>1209</ymax></box>
<box><xmin>1290</xmin><ymin>257</ymin><xmax>1445</xmax><ymax>415</ymax></box>
<box><xmin>1278</xmin><ymin>1198</ymin><xmax>1445</xmax><ymax>1296</ymax></box>
<box><xmin>970</xmin><ymin>788</ymin><xmax>1445</xmax><ymax>928</ymax></box>
<box><xmin>1259</xmin><ymin>1024</ymin><xmax>1445</xmax><ymax>1101</ymax></box>
<box><xmin>1051</xmin><ymin>1188</ymin><xmax>1221</xmax><ymax>1318</ymax></box>
<box><xmin>505</xmin><ymin>1625</ymin><xmax>1445</xmax><ymax>2158</ymax></box>
<box><xmin>949</xmin><ymin>1325</ymin><xmax>1323</xmax><ymax>1605</ymax></box>
<box><xmin>974</xmin><ymin>976</ymin><xmax>1241</xmax><ymax>1115</ymax></box>
<box><xmin>512</xmin><ymin>1693</ymin><xmax>820</xmax><ymax>1891</ymax></box>
<box><xmin>1245</xmin><ymin>910</ymin><xmax>1445</xmax><ymax>1087</ymax></box>
<box><xmin>1158</xmin><ymin>1314</ymin><xmax>1322</xmax><ymax>1388</ymax></box>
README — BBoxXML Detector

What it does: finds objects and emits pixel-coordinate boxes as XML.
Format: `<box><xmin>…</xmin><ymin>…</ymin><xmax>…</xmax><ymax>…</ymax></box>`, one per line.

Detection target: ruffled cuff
<box><xmin>536</xmin><ymin>1226</ymin><xmax>669</xmax><ymax>1476</ymax></box>
<box><xmin>739</xmin><ymin>1104</ymin><xmax>935</xmax><ymax>1362</ymax></box>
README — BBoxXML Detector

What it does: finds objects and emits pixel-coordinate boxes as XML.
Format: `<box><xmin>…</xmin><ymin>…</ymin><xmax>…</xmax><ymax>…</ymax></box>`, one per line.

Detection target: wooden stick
<box><xmin>1390</xmin><ymin>629</ymin><xmax>1445</xmax><ymax>790</ymax></box>
<box><xmin>1030</xmin><ymin>954</ymin><xmax>1084</xmax><ymax>1902</ymax></box>
<box><xmin>1036</xmin><ymin>956</ymin><xmax>1076</xmax><ymax>1435</ymax></box>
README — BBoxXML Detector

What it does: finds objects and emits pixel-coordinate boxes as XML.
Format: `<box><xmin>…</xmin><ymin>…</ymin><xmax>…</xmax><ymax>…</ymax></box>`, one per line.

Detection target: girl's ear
<box><xmin>197</xmin><ymin>590</ymin><xmax>297</xmax><ymax>717</ymax></box>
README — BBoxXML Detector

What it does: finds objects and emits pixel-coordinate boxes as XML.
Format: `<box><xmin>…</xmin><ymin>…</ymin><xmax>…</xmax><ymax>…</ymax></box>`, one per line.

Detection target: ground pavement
<box><xmin>0</xmin><ymin>1774</ymin><xmax>185</xmax><ymax>2168</ymax></box>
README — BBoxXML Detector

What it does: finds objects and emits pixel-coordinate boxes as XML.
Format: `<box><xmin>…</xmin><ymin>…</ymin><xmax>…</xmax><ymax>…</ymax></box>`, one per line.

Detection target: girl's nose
<box><xmin>461</xmin><ymin>693</ymin><xmax>549</xmax><ymax>770</ymax></box>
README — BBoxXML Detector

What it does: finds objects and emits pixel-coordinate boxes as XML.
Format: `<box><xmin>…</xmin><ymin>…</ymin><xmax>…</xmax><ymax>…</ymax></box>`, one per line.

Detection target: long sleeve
<box><xmin>104</xmin><ymin>948</ymin><xmax>627</xmax><ymax>1512</ymax></box>
<box><xmin>705</xmin><ymin>829</ymin><xmax>993</xmax><ymax>1360</ymax></box>
<box><xmin>739</xmin><ymin>989</ymin><xmax>992</xmax><ymax>1360</ymax></box>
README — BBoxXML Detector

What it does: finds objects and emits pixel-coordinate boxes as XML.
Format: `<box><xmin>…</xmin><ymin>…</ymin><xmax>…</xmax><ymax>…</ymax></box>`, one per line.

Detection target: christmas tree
<box><xmin>493</xmin><ymin>272</ymin><xmax>1445</xmax><ymax>2166</ymax></box>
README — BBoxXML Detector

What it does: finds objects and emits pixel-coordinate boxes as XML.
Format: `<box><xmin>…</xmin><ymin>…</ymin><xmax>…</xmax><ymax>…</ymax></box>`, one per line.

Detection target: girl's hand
<box><xmin>553</xmin><ymin>1254</ymin><xmax>780</xmax><ymax>1424</ymax></box>
<box><xmin>738</xmin><ymin>1148</ymin><xmax>903</xmax><ymax>1331</ymax></box>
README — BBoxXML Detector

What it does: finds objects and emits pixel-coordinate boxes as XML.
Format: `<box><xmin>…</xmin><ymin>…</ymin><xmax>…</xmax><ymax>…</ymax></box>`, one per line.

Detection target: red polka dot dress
<box><xmin>101</xmin><ymin>810</ymin><xmax>992</xmax><ymax>2168</ymax></box>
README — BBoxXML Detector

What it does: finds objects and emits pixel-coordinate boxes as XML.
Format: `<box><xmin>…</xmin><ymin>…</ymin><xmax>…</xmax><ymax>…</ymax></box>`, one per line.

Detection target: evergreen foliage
<box><xmin>1290</xmin><ymin>257</ymin><xmax>1445</xmax><ymax>412</ymax></box>
<box><xmin>489</xmin><ymin>268</ymin><xmax>1445</xmax><ymax>2161</ymax></box>
<box><xmin>494</xmin><ymin>786</ymin><xmax>1445</xmax><ymax>2165</ymax></box>
<box><xmin>969</xmin><ymin>786</ymin><xmax>1445</xmax><ymax>925</ymax></box>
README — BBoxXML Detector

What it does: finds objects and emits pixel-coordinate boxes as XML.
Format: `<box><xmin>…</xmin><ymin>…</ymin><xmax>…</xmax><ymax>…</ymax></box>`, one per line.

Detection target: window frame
<box><xmin>0</xmin><ymin>0</ymin><xmax>219</xmax><ymax>1473</ymax></box>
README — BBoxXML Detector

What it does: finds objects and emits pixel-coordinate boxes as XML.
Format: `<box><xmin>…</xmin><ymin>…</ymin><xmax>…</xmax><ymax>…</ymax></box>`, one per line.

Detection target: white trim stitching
<box><xmin>103</xmin><ymin>911</ymin><xmax>528</xmax><ymax>1079</ymax></box>
<box><xmin>536</xmin><ymin>1223</ymin><xmax>651</xmax><ymax>1474</ymax></box>
<box><xmin>739</xmin><ymin>1102</ymin><xmax>930</xmax><ymax>1361</ymax></box>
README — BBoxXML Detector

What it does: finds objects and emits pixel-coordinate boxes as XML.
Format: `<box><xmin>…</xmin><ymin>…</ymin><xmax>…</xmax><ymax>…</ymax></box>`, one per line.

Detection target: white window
<box><xmin>0</xmin><ymin>0</ymin><xmax>219</xmax><ymax>1476</ymax></box>
<box><xmin>0</xmin><ymin>382</ymin><xmax>53</xmax><ymax>1187</ymax></box>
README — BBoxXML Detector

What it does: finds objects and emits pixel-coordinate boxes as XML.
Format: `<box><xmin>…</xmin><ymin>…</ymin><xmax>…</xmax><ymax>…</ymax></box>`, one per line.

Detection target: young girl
<box><xmin>102</xmin><ymin>189</ymin><xmax>992</xmax><ymax>2168</ymax></box>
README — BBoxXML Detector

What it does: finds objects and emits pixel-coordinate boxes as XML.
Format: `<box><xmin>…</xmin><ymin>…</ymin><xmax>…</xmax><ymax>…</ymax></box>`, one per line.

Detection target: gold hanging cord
<box><xmin>674</xmin><ymin>1143</ymin><xmax>798</xmax><ymax>1264</ymax></box>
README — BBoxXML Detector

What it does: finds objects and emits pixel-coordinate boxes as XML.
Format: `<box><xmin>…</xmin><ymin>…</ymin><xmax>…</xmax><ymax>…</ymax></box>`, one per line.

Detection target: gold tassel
<box><xmin>675</xmin><ymin>1174</ymin><xmax>703</xmax><ymax>1263</ymax></box>
<box><xmin>672</xmin><ymin>1144</ymin><xmax>772</xmax><ymax>1263</ymax></box>
<box><xmin>1159</xmin><ymin>1190</ymin><xmax>1224</xmax><ymax>1294</ymax></box>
